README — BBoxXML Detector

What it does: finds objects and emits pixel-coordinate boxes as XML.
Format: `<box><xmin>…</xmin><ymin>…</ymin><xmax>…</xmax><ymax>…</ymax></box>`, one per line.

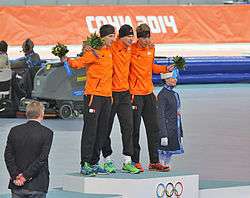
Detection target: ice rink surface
<box><xmin>1</xmin><ymin>84</ymin><xmax>250</xmax><ymax>194</ymax></box>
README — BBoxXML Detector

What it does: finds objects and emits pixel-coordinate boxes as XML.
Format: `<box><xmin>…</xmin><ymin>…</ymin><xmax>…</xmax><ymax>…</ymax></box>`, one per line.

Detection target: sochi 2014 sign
<box><xmin>86</xmin><ymin>15</ymin><xmax>178</xmax><ymax>34</ymax></box>
<box><xmin>1</xmin><ymin>5</ymin><xmax>250</xmax><ymax>45</ymax></box>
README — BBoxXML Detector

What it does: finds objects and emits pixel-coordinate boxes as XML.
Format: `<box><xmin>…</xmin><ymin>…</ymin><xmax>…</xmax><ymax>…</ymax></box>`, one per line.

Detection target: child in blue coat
<box><xmin>157</xmin><ymin>68</ymin><xmax>184</xmax><ymax>166</ymax></box>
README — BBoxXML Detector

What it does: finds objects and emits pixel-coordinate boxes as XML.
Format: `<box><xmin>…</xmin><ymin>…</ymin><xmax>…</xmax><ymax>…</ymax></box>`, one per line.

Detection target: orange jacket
<box><xmin>68</xmin><ymin>48</ymin><xmax>113</xmax><ymax>97</ymax></box>
<box><xmin>129</xmin><ymin>42</ymin><xmax>168</xmax><ymax>95</ymax></box>
<box><xmin>111</xmin><ymin>39</ymin><xmax>131</xmax><ymax>92</ymax></box>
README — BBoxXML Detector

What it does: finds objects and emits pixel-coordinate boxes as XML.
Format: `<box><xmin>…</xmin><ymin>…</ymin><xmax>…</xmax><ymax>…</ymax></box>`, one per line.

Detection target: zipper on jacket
<box><xmin>133</xmin><ymin>79</ymin><xmax>138</xmax><ymax>88</ymax></box>
<box><xmin>96</xmin><ymin>79</ymin><xmax>101</xmax><ymax>88</ymax></box>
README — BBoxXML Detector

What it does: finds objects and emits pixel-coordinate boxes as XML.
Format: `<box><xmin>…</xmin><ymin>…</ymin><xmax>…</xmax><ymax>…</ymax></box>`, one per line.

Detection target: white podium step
<box><xmin>63</xmin><ymin>171</ymin><xmax>199</xmax><ymax>198</ymax></box>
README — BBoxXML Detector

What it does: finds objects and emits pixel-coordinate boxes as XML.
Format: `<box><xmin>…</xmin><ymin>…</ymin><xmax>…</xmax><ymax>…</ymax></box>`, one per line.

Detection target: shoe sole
<box><xmin>134</xmin><ymin>166</ymin><xmax>144</xmax><ymax>172</ymax></box>
<box><xmin>122</xmin><ymin>169</ymin><xmax>140</xmax><ymax>174</ymax></box>
<box><xmin>95</xmin><ymin>172</ymin><xmax>108</xmax><ymax>175</ymax></box>
<box><xmin>104</xmin><ymin>168</ymin><xmax>116</xmax><ymax>174</ymax></box>
<box><xmin>148</xmin><ymin>167</ymin><xmax>171</xmax><ymax>172</ymax></box>
<box><xmin>80</xmin><ymin>172</ymin><xmax>96</xmax><ymax>177</ymax></box>
<box><xmin>106</xmin><ymin>170</ymin><xmax>116</xmax><ymax>174</ymax></box>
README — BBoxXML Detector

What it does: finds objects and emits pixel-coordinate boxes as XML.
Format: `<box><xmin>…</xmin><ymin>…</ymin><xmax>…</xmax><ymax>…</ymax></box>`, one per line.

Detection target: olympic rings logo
<box><xmin>156</xmin><ymin>182</ymin><xmax>184</xmax><ymax>198</ymax></box>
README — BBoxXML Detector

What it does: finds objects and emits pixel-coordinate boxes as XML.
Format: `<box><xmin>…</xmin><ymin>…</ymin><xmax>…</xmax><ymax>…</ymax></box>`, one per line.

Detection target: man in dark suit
<box><xmin>4</xmin><ymin>101</ymin><xmax>53</xmax><ymax>198</ymax></box>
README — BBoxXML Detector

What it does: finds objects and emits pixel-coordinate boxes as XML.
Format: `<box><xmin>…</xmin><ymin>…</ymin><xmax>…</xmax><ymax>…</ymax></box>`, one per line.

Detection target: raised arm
<box><xmin>67</xmin><ymin>51</ymin><xmax>97</xmax><ymax>69</ymax></box>
<box><xmin>152</xmin><ymin>63</ymin><xmax>174</xmax><ymax>74</ymax></box>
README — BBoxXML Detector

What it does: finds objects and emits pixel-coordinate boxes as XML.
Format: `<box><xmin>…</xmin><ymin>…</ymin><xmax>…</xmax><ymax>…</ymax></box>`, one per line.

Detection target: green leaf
<box><xmin>173</xmin><ymin>56</ymin><xmax>186</xmax><ymax>70</ymax></box>
<box><xmin>84</xmin><ymin>32</ymin><xmax>104</xmax><ymax>50</ymax></box>
<box><xmin>51</xmin><ymin>43</ymin><xmax>69</xmax><ymax>58</ymax></box>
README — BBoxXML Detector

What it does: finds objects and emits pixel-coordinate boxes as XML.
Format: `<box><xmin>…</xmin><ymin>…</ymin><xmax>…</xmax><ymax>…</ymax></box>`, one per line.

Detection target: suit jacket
<box><xmin>4</xmin><ymin>120</ymin><xmax>53</xmax><ymax>192</ymax></box>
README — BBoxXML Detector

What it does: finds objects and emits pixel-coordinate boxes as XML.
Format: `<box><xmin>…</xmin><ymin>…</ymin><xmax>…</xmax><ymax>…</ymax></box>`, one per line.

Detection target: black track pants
<box><xmin>102</xmin><ymin>91</ymin><xmax>134</xmax><ymax>158</ymax></box>
<box><xmin>80</xmin><ymin>95</ymin><xmax>111</xmax><ymax>165</ymax></box>
<box><xmin>131</xmin><ymin>93</ymin><xmax>160</xmax><ymax>164</ymax></box>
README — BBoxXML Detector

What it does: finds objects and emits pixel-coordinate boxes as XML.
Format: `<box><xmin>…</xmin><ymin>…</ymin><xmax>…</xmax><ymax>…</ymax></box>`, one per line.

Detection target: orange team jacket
<box><xmin>68</xmin><ymin>48</ymin><xmax>113</xmax><ymax>97</ymax></box>
<box><xmin>111</xmin><ymin>39</ymin><xmax>131</xmax><ymax>92</ymax></box>
<box><xmin>129</xmin><ymin>42</ymin><xmax>168</xmax><ymax>95</ymax></box>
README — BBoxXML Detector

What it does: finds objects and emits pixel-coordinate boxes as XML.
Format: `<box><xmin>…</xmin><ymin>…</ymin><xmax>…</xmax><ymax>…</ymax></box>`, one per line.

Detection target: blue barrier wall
<box><xmin>153</xmin><ymin>56</ymin><xmax>250</xmax><ymax>84</ymax></box>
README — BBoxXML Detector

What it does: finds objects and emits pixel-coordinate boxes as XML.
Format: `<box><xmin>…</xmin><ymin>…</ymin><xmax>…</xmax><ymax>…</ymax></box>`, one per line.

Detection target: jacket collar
<box><xmin>115</xmin><ymin>39</ymin><xmax>128</xmax><ymax>51</ymax></box>
<box><xmin>27</xmin><ymin>119</ymin><xmax>41</xmax><ymax>125</ymax></box>
<box><xmin>164</xmin><ymin>84</ymin><xmax>174</xmax><ymax>90</ymax></box>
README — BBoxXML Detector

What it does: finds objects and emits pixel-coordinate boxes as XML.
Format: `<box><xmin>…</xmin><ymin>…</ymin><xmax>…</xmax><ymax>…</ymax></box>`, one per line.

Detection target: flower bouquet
<box><xmin>160</xmin><ymin>56</ymin><xmax>186</xmax><ymax>79</ymax></box>
<box><xmin>172</xmin><ymin>56</ymin><xmax>186</xmax><ymax>70</ymax></box>
<box><xmin>85</xmin><ymin>33</ymin><xmax>104</xmax><ymax>50</ymax></box>
<box><xmin>51</xmin><ymin>43</ymin><xmax>69</xmax><ymax>58</ymax></box>
<box><xmin>51</xmin><ymin>43</ymin><xmax>71</xmax><ymax>76</ymax></box>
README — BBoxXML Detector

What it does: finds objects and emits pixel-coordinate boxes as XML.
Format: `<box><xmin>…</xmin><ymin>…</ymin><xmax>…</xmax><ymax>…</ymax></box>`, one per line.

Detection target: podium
<box><xmin>63</xmin><ymin>171</ymin><xmax>199</xmax><ymax>198</ymax></box>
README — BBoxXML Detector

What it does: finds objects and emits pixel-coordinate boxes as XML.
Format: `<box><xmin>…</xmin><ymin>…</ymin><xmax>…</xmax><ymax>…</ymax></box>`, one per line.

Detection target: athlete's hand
<box><xmin>83</xmin><ymin>45</ymin><xmax>99</xmax><ymax>58</ymax></box>
<box><xmin>60</xmin><ymin>56</ymin><xmax>67</xmax><ymax>62</ymax></box>
<box><xmin>84</xmin><ymin>45</ymin><xmax>93</xmax><ymax>51</ymax></box>
<box><xmin>167</xmin><ymin>64</ymin><xmax>175</xmax><ymax>72</ymax></box>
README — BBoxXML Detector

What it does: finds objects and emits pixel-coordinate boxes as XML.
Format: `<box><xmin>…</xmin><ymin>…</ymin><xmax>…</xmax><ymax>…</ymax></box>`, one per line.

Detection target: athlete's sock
<box><xmin>123</xmin><ymin>154</ymin><xmax>132</xmax><ymax>164</ymax></box>
<box><xmin>104</xmin><ymin>156</ymin><xmax>112</xmax><ymax>163</ymax></box>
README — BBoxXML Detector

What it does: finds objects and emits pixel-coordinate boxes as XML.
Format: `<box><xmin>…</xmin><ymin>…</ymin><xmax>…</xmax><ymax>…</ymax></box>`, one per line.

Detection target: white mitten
<box><xmin>161</xmin><ymin>137</ymin><xmax>168</xmax><ymax>146</ymax></box>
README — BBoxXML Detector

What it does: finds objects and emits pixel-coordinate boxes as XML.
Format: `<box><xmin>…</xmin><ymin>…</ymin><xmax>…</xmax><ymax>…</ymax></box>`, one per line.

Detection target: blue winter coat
<box><xmin>157</xmin><ymin>86</ymin><xmax>184</xmax><ymax>154</ymax></box>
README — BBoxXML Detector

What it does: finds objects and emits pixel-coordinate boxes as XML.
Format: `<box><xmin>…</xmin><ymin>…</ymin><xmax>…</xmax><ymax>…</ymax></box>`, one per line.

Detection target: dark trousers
<box><xmin>11</xmin><ymin>72</ymin><xmax>26</xmax><ymax>109</ymax></box>
<box><xmin>102</xmin><ymin>91</ymin><xmax>134</xmax><ymax>158</ymax></box>
<box><xmin>131</xmin><ymin>93</ymin><xmax>160</xmax><ymax>164</ymax></box>
<box><xmin>81</xmin><ymin>95</ymin><xmax>111</xmax><ymax>165</ymax></box>
<box><xmin>12</xmin><ymin>189</ymin><xmax>46</xmax><ymax>198</ymax></box>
